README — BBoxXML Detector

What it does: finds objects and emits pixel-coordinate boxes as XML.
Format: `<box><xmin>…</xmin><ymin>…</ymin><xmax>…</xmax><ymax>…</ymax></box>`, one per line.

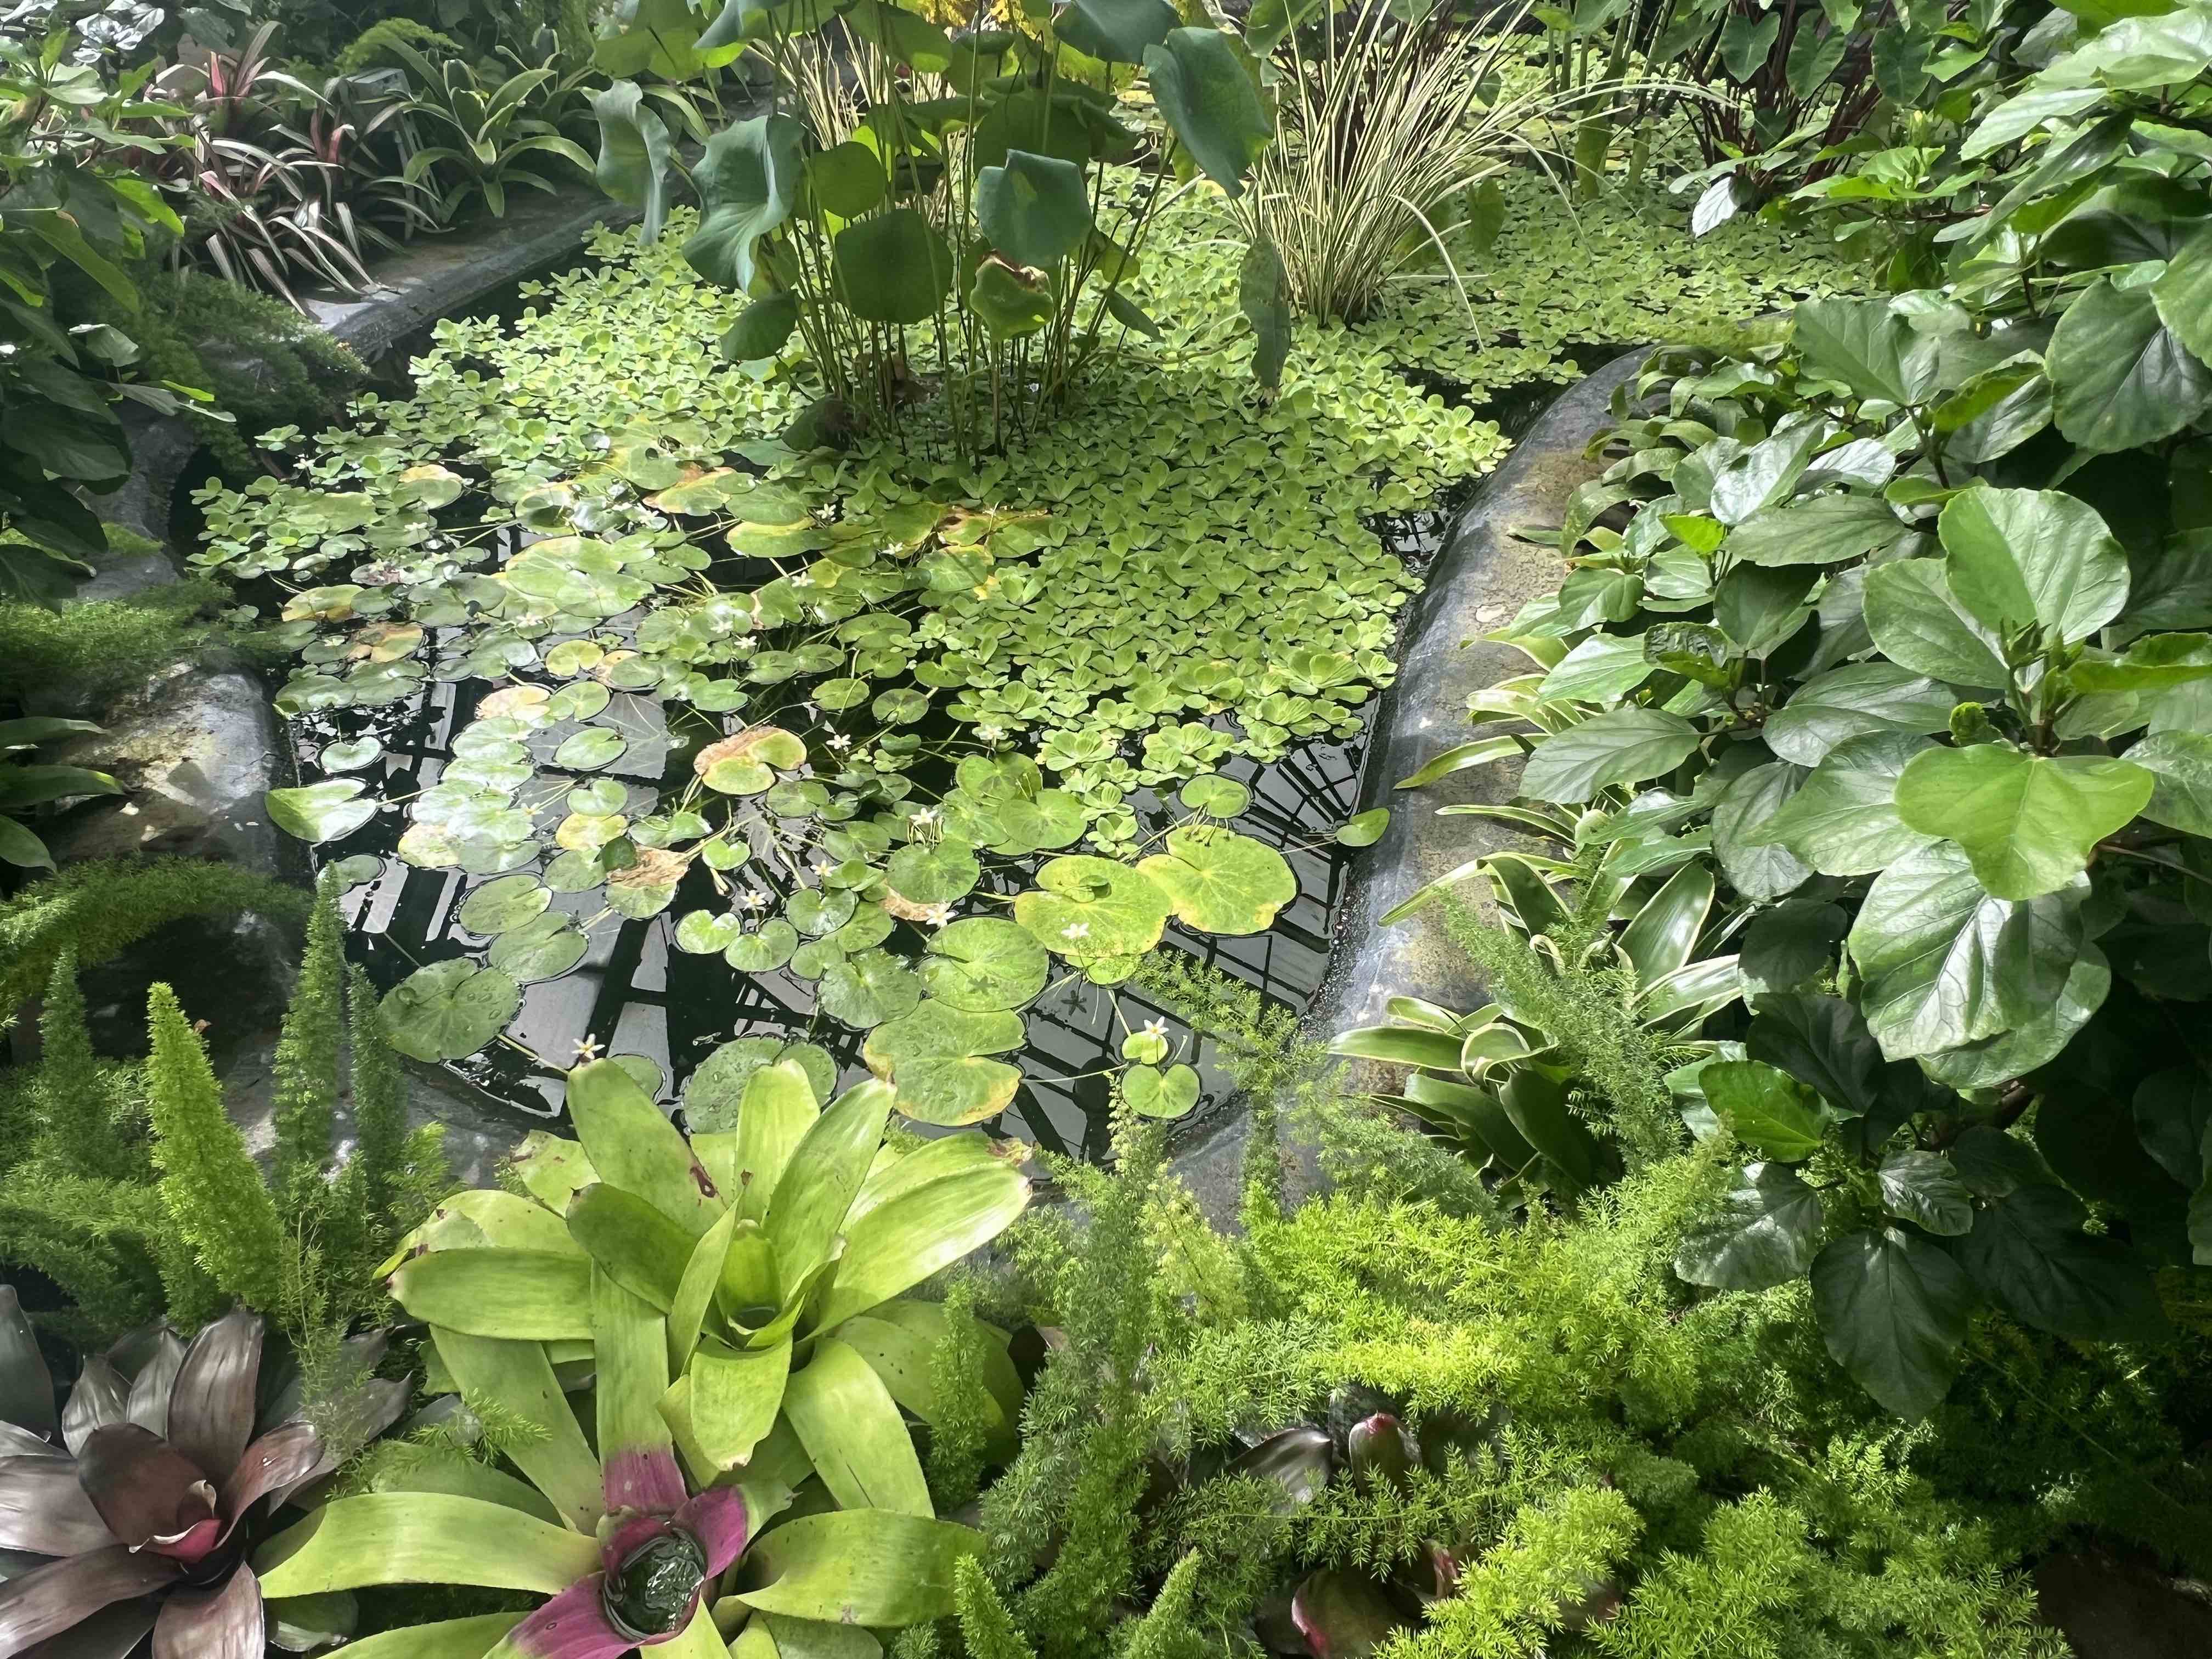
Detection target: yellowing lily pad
<box><xmin>1137</xmin><ymin>828</ymin><xmax>1296</xmax><ymax>935</ymax></box>
<box><xmin>1014</xmin><ymin>856</ymin><xmax>1170</xmax><ymax>958</ymax></box>
<box><xmin>267</xmin><ymin>780</ymin><xmax>379</xmax><ymax>844</ymax></box>
<box><xmin>862</xmin><ymin>1001</ymin><xmax>1025</xmax><ymax>1125</ymax></box>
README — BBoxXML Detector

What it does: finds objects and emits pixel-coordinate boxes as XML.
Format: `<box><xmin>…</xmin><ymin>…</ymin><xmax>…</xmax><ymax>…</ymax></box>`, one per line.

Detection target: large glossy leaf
<box><xmin>917</xmin><ymin>918</ymin><xmax>1048</xmax><ymax>1013</ymax></box>
<box><xmin>1616</xmin><ymin>862</ymin><xmax>1714</xmax><ymax>989</ymax></box>
<box><xmin>1938</xmin><ymin>487</ymin><xmax>2130</xmax><ymax>646</ymax></box>
<box><xmin>1143</xmin><ymin>29</ymin><xmax>1269</xmax><ymax>196</ymax></box>
<box><xmin>255</xmin><ymin>1494</ymin><xmax>600</xmax><ymax>1596</ymax></box>
<box><xmin>684</xmin><ymin>114</ymin><xmax>804</xmax><ymax>292</ymax></box>
<box><xmin>731</xmin><ymin>1510</ymin><xmax>977</xmax><ymax>1624</ymax></box>
<box><xmin>1876</xmin><ymin>1150</ymin><xmax>1974</xmax><ymax>1237</ymax></box>
<box><xmin>1848</xmin><ymin>842</ymin><xmax>2086</xmax><ymax>1060</ymax></box>
<box><xmin>2046</xmin><ymin>275</ymin><xmax>2212</xmax><ymax>455</ymax></box>
<box><xmin>811</xmin><ymin>1159</ymin><xmax>1030</xmax><ymax>1333</ymax></box>
<box><xmin>780</xmin><ymin>1339</ymin><xmax>932</xmax><ymax>1517</ymax></box>
<box><xmin>2124</xmin><ymin>730</ymin><xmax>2212</xmax><ymax>835</ymax></box>
<box><xmin>1518</xmin><ymin>708</ymin><xmax>1701</xmax><ymax>803</ymax></box>
<box><xmin>592</xmin><ymin>82</ymin><xmax>674</xmax><ymax>242</ymax></box>
<box><xmin>2154</xmin><ymin>223</ymin><xmax>2212</xmax><ymax>365</ymax></box>
<box><xmin>1810</xmin><ymin>1228</ymin><xmax>1974</xmax><ymax>1419</ymax></box>
<box><xmin>975</xmin><ymin>150</ymin><xmax>1090</xmax><ymax>268</ymax></box>
<box><xmin>1673</xmin><ymin>1161</ymin><xmax>1824</xmax><ymax>1292</ymax></box>
<box><xmin>1752</xmin><ymin>732</ymin><xmax>1935</xmax><ymax>875</ymax></box>
<box><xmin>1725</xmin><ymin>492</ymin><xmax>1911</xmax><ymax>568</ymax></box>
<box><xmin>1746</xmin><ymin>992</ymin><xmax>1884</xmax><ymax>1119</ymax></box>
<box><xmin>1861</xmin><ymin>558</ymin><xmax>2010</xmax><ymax>686</ymax></box>
<box><xmin>390</xmin><ymin>1251</ymin><xmax>594</xmax><ymax>1341</ymax></box>
<box><xmin>1960</xmin><ymin>1185</ymin><xmax>2166</xmax><ymax>1342</ymax></box>
<box><xmin>265</xmin><ymin>781</ymin><xmax>377</xmax><ymax>844</ymax></box>
<box><xmin>427</xmin><ymin>1329</ymin><xmax>602</xmax><ymax>1532</ymax></box>
<box><xmin>0</xmin><ymin>1284</ymin><xmax>56</xmax><ymax>1439</ymax></box>
<box><xmin>380</xmin><ymin>961</ymin><xmax>520</xmax><ymax>1063</ymax></box>
<box><xmin>1764</xmin><ymin>664</ymin><xmax>1954</xmax><ymax>767</ymax></box>
<box><xmin>862</xmin><ymin>1003</ymin><xmax>1023</xmax><ymax>1126</ymax></box>
<box><xmin>683</xmin><ymin>1335</ymin><xmax>790</xmax><ymax>1471</ymax></box>
<box><xmin>1136</xmin><ymin>828</ymin><xmax>1296</xmax><ymax>934</ymax></box>
<box><xmin>567</xmin><ymin>1183</ymin><xmax>695</xmax><ymax>1310</ymax></box>
<box><xmin>1711</xmin><ymin>761</ymin><xmax>1812</xmax><ymax>901</ymax></box>
<box><xmin>341</xmin><ymin>1614</ymin><xmax>528</xmax><ymax>1659</ymax></box>
<box><xmin>1701</xmin><ymin>1060</ymin><xmax>1827</xmax><ymax>1161</ymax></box>
<box><xmin>567</xmin><ymin>1059</ymin><xmax>723</xmax><ymax>1238</ymax></box>
<box><xmin>1895</xmin><ymin>745</ymin><xmax>2153</xmax><ymax>900</ymax></box>
<box><xmin>716</xmin><ymin>1060</ymin><xmax>821</xmax><ymax>1226</ymax></box>
<box><xmin>593</xmin><ymin>1268</ymin><xmax>679</xmax><ymax>1511</ymax></box>
<box><xmin>765</xmin><ymin>1081</ymin><xmax>891</xmax><ymax>1297</ymax></box>
<box><xmin>1791</xmin><ymin>297</ymin><xmax>1940</xmax><ymax>407</ymax></box>
<box><xmin>1057</xmin><ymin>0</ymin><xmax>1177</xmax><ymax>60</ymax></box>
<box><xmin>832</xmin><ymin>211</ymin><xmax>953</xmax><ymax>326</ymax></box>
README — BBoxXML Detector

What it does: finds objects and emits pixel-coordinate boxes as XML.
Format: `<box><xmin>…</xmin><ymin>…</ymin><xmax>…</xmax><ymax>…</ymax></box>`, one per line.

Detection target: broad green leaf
<box><xmin>380</xmin><ymin>962</ymin><xmax>520</xmax><ymax>1063</ymax></box>
<box><xmin>765</xmin><ymin>1081</ymin><xmax>891</xmax><ymax>1296</ymax></box>
<box><xmin>976</xmin><ymin>150</ymin><xmax>1090</xmax><ymax>268</ymax></box>
<box><xmin>1876</xmin><ymin>1150</ymin><xmax>1974</xmax><ymax>1237</ymax></box>
<box><xmin>1848</xmin><ymin>842</ymin><xmax>2086</xmax><ymax>1060</ymax></box>
<box><xmin>256</xmin><ymin>1494</ymin><xmax>600</xmax><ymax>1596</ymax></box>
<box><xmin>1791</xmin><ymin>297</ymin><xmax>1940</xmax><ymax>407</ymax></box>
<box><xmin>682</xmin><ymin>1334</ymin><xmax>791</xmax><ymax>1470</ymax></box>
<box><xmin>685</xmin><ymin>114</ymin><xmax>804</xmax><ymax>291</ymax></box>
<box><xmin>567</xmin><ymin>1058</ymin><xmax>723</xmax><ymax>1237</ymax></box>
<box><xmin>1918</xmin><ymin>945</ymin><xmax>2111</xmax><ymax>1093</ymax></box>
<box><xmin>1328</xmin><ymin>1025</ymin><xmax>1467</xmax><ymax>1070</ymax></box>
<box><xmin>1144</xmin><ymin>28</ymin><xmax>1270</xmax><ymax>196</ymax></box>
<box><xmin>1057</xmin><ymin>0</ymin><xmax>1177</xmax><ymax>61</ymax></box>
<box><xmin>1498</xmin><ymin>1069</ymin><xmax>1600</xmax><ymax>1187</ymax></box>
<box><xmin>1015</xmin><ymin>855</ymin><xmax>1171</xmax><ymax>957</ymax></box>
<box><xmin>1122</xmin><ymin>1063</ymin><xmax>1201</xmax><ymax>1118</ymax></box>
<box><xmin>1764</xmin><ymin>663</ymin><xmax>1955</xmax><ymax>768</ymax></box>
<box><xmin>862</xmin><ymin>1002</ymin><xmax>1024</xmax><ymax>1126</ymax></box>
<box><xmin>1739</xmin><ymin>898</ymin><xmax>1847</xmax><ymax>995</ymax></box>
<box><xmin>1746</xmin><ymin>992</ymin><xmax>1884</xmax><ymax>1119</ymax></box>
<box><xmin>2153</xmin><ymin>224</ymin><xmax>2212</xmax><ymax>366</ymax></box>
<box><xmin>731</xmin><ymin>1509</ymin><xmax>978</xmax><ymax>1624</ymax></box>
<box><xmin>780</xmin><ymin>1338</ymin><xmax>933</xmax><ymax>1516</ymax></box>
<box><xmin>266</xmin><ymin>780</ymin><xmax>377</xmax><ymax>843</ymax></box>
<box><xmin>1939</xmin><ymin>487</ymin><xmax>2130</xmax><ymax>646</ymax></box>
<box><xmin>817</xmin><ymin>950</ymin><xmax>925</xmax><ymax>1028</ymax></box>
<box><xmin>592</xmin><ymin>81</ymin><xmax>674</xmax><ymax>241</ymax></box>
<box><xmin>593</xmin><ymin>1266</ymin><xmax>676</xmax><ymax>1487</ymax></box>
<box><xmin>567</xmin><ymin>1183</ymin><xmax>696</xmax><ymax>1309</ymax></box>
<box><xmin>1616</xmin><ymin>862</ymin><xmax>1714</xmax><ymax>989</ymax></box>
<box><xmin>1959</xmin><ymin>1185</ymin><xmax>2166</xmax><ymax>1342</ymax></box>
<box><xmin>1238</xmin><ymin>235</ymin><xmax>1291</xmax><ymax>391</ymax></box>
<box><xmin>1725</xmin><ymin>493</ymin><xmax>1910</xmax><ymax>568</ymax></box>
<box><xmin>1812</xmin><ymin>1228</ymin><xmax>1974</xmax><ymax>1419</ymax></box>
<box><xmin>1673</xmin><ymin>1161</ymin><xmax>1824</xmax><ymax>1292</ymax></box>
<box><xmin>1894</xmin><ymin>745</ymin><xmax>2153</xmax><ymax>899</ymax></box>
<box><xmin>1701</xmin><ymin>1060</ymin><xmax>1828</xmax><ymax>1161</ymax></box>
<box><xmin>1394</xmin><ymin>735</ymin><xmax>1523</xmax><ymax>790</ymax></box>
<box><xmin>1713</xmin><ymin>563</ymin><xmax>1815</xmax><ymax>656</ymax></box>
<box><xmin>456</xmin><ymin>874</ymin><xmax>551</xmax><ymax>936</ymax></box>
<box><xmin>833</xmin><ymin>210</ymin><xmax>954</xmax><ymax>325</ymax></box>
<box><xmin>811</xmin><ymin>1159</ymin><xmax>1030</xmax><ymax>1333</ymax></box>
<box><xmin>2046</xmin><ymin>276</ymin><xmax>2212</xmax><ymax>455</ymax></box>
<box><xmin>918</xmin><ymin>917</ymin><xmax>1049</xmax><ymax>1012</ymax></box>
<box><xmin>1137</xmin><ymin>828</ymin><xmax>1295</xmax><ymax>934</ymax></box>
<box><xmin>1517</xmin><ymin>708</ymin><xmax>1701</xmax><ymax>804</ymax></box>
<box><xmin>340</xmin><ymin>1615</ymin><xmax>527</xmax><ymax>1659</ymax></box>
<box><xmin>510</xmin><ymin>1132</ymin><xmax>597</xmax><ymax>1213</ymax></box>
<box><xmin>723</xmin><ymin>291</ymin><xmax>802</xmax><ymax>362</ymax></box>
<box><xmin>1711</xmin><ymin>761</ymin><xmax>1812</xmax><ymax>901</ymax></box>
<box><xmin>1753</xmin><ymin>732</ymin><xmax>1936</xmax><ymax>875</ymax></box>
<box><xmin>391</xmin><ymin>1251</ymin><xmax>593</xmax><ymax>1341</ymax></box>
<box><xmin>430</xmin><ymin>1329</ymin><xmax>603</xmax><ymax>1532</ymax></box>
<box><xmin>969</xmin><ymin>258</ymin><xmax>1053</xmax><ymax>340</ymax></box>
<box><xmin>2126</xmin><ymin>730</ymin><xmax>2212</xmax><ymax>834</ymax></box>
<box><xmin>1861</xmin><ymin>558</ymin><xmax>2010</xmax><ymax>686</ymax></box>
<box><xmin>375</xmin><ymin>1189</ymin><xmax>580</xmax><ymax>1274</ymax></box>
<box><xmin>718</xmin><ymin>1059</ymin><xmax>822</xmax><ymax>1223</ymax></box>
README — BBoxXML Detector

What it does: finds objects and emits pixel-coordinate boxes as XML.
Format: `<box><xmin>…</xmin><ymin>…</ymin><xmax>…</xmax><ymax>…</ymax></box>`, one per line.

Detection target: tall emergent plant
<box><xmin>258</xmin><ymin>1056</ymin><xmax>1029</xmax><ymax>1649</ymax></box>
<box><xmin>588</xmin><ymin>0</ymin><xmax>1273</xmax><ymax>450</ymax></box>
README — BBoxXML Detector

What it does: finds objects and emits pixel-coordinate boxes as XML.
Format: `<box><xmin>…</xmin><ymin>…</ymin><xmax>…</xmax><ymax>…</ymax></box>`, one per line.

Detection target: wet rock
<box><xmin>2034</xmin><ymin>1551</ymin><xmax>2212</xmax><ymax>1659</ymax></box>
<box><xmin>39</xmin><ymin>661</ymin><xmax>289</xmax><ymax>876</ymax></box>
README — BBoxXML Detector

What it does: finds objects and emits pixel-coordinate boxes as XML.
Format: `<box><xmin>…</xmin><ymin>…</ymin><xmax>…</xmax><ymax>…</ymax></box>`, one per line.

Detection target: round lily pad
<box><xmin>1335</xmin><ymin>809</ymin><xmax>1390</xmax><ymax>848</ymax></box>
<box><xmin>1122</xmin><ymin>1063</ymin><xmax>1200</xmax><ymax>1119</ymax></box>
<box><xmin>918</xmin><ymin>918</ymin><xmax>1049</xmax><ymax>1012</ymax></box>
<box><xmin>815</xmin><ymin>677</ymin><xmax>870</xmax><ymax>710</ymax></box>
<box><xmin>548</xmin><ymin>682</ymin><xmax>612</xmax><ymax>722</ymax></box>
<box><xmin>1014</xmin><ymin>855</ymin><xmax>1171</xmax><ymax>958</ymax></box>
<box><xmin>788</xmin><ymin>938</ymin><xmax>846</xmax><ymax>980</ymax></box>
<box><xmin>861</xmin><ymin>1001</ymin><xmax>1025</xmax><ymax>1126</ymax></box>
<box><xmin>546</xmin><ymin>639</ymin><xmax>606</xmax><ymax>677</ymax></box>
<box><xmin>544</xmin><ymin>849</ymin><xmax>606</xmax><ymax>891</ymax></box>
<box><xmin>488</xmin><ymin>912</ymin><xmax>589</xmax><ymax>983</ymax></box>
<box><xmin>396</xmin><ymin>824</ymin><xmax>461</xmax><ymax>868</ymax></box>
<box><xmin>1179</xmin><ymin>775</ymin><xmax>1250</xmax><ymax>819</ymax></box>
<box><xmin>477</xmin><ymin>685</ymin><xmax>552</xmax><ymax>723</ymax></box>
<box><xmin>704</xmin><ymin>758</ymin><xmax>774</xmax><ymax>795</ymax></box>
<box><xmin>674</xmin><ymin>910</ymin><xmax>747</xmax><ymax>954</ymax></box>
<box><xmin>329</xmin><ymin>853</ymin><xmax>384</xmax><ymax>890</ymax></box>
<box><xmin>886</xmin><ymin>838</ymin><xmax>981</xmax><ymax>905</ymax></box>
<box><xmin>267</xmin><ymin>781</ymin><xmax>379</xmax><ymax>844</ymax></box>
<box><xmin>1137</xmin><ymin>828</ymin><xmax>1297</xmax><ymax>935</ymax></box>
<box><xmin>456</xmin><ymin>874</ymin><xmax>552</xmax><ymax>935</ymax></box>
<box><xmin>607</xmin><ymin>850</ymin><xmax>684</xmax><ymax>919</ymax></box>
<box><xmin>557</xmin><ymin>812</ymin><xmax>628</xmax><ymax>854</ymax></box>
<box><xmin>320</xmin><ymin>737</ymin><xmax>384</xmax><ymax>773</ymax></box>
<box><xmin>817</xmin><ymin>947</ymin><xmax>924</xmax><ymax>1028</ymax></box>
<box><xmin>567</xmin><ymin>778</ymin><xmax>628</xmax><ymax>816</ymax></box>
<box><xmin>554</xmin><ymin>728</ymin><xmax>628</xmax><ymax>770</ymax></box>
<box><xmin>724</xmin><ymin>919</ymin><xmax>799</xmax><ymax>972</ymax></box>
<box><xmin>613</xmin><ymin>1054</ymin><xmax>664</xmax><ymax>1096</ymax></box>
<box><xmin>832</xmin><ymin>904</ymin><xmax>898</xmax><ymax>952</ymax></box>
<box><xmin>683</xmin><ymin>1037</ymin><xmax>835</xmax><ymax>1130</ymax></box>
<box><xmin>381</xmin><ymin>960</ymin><xmax>521</xmax><ymax>1062</ymax></box>
<box><xmin>872</xmin><ymin>689</ymin><xmax>930</xmax><ymax>724</ymax></box>
<box><xmin>787</xmin><ymin>887</ymin><xmax>859</xmax><ymax>937</ymax></box>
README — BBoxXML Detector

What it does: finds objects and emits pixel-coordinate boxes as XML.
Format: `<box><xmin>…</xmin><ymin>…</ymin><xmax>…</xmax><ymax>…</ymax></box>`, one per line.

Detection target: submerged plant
<box><xmin>0</xmin><ymin>1296</ymin><xmax>402</xmax><ymax>1658</ymax></box>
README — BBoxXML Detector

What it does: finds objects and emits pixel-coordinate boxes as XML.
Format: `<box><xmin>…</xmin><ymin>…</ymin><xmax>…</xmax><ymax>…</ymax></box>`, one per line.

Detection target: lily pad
<box><xmin>320</xmin><ymin>737</ymin><xmax>384</xmax><ymax>772</ymax></box>
<box><xmin>1137</xmin><ymin>828</ymin><xmax>1296</xmax><ymax>934</ymax></box>
<box><xmin>817</xmin><ymin>947</ymin><xmax>924</xmax><ymax>1028</ymax></box>
<box><xmin>918</xmin><ymin>917</ymin><xmax>1050</xmax><ymax>1012</ymax></box>
<box><xmin>456</xmin><ymin>874</ymin><xmax>553</xmax><ymax>935</ymax></box>
<box><xmin>862</xmin><ymin>1001</ymin><xmax>1025</xmax><ymax>1125</ymax></box>
<box><xmin>548</xmin><ymin>682</ymin><xmax>613</xmax><ymax>722</ymax></box>
<box><xmin>1123</xmin><ymin>1063</ymin><xmax>1200</xmax><ymax>1119</ymax></box>
<box><xmin>381</xmin><ymin>960</ymin><xmax>522</xmax><ymax>1062</ymax></box>
<box><xmin>1179</xmin><ymin>775</ymin><xmax>1250</xmax><ymax>818</ymax></box>
<box><xmin>683</xmin><ymin>1037</ymin><xmax>834</xmax><ymax>1130</ymax></box>
<box><xmin>267</xmin><ymin>781</ymin><xmax>379</xmax><ymax>844</ymax></box>
<box><xmin>1015</xmin><ymin>855</ymin><xmax>1171</xmax><ymax>958</ymax></box>
<box><xmin>887</xmin><ymin>838</ymin><xmax>981</xmax><ymax>904</ymax></box>
<box><xmin>1335</xmin><ymin>809</ymin><xmax>1389</xmax><ymax>848</ymax></box>
<box><xmin>554</xmin><ymin>728</ymin><xmax>629</xmax><ymax>771</ymax></box>
<box><xmin>488</xmin><ymin>912</ymin><xmax>590</xmax><ymax>983</ymax></box>
<box><xmin>723</xmin><ymin>919</ymin><xmax>800</xmax><ymax>972</ymax></box>
<box><xmin>675</xmin><ymin>910</ymin><xmax>748</xmax><ymax>954</ymax></box>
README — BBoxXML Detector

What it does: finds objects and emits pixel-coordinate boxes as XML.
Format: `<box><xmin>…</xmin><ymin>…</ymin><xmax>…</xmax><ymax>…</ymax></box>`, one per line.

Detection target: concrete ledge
<box><xmin>1168</xmin><ymin>352</ymin><xmax>1654</xmax><ymax>1222</ymax></box>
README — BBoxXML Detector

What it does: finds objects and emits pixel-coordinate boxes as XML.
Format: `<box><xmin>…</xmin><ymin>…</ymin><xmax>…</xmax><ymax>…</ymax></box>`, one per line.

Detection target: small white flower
<box><xmin>740</xmin><ymin>888</ymin><xmax>769</xmax><ymax>911</ymax></box>
<box><xmin>977</xmin><ymin>724</ymin><xmax>1007</xmax><ymax>742</ymax></box>
<box><xmin>921</xmin><ymin>902</ymin><xmax>955</xmax><ymax>928</ymax></box>
<box><xmin>572</xmin><ymin>1035</ymin><xmax>603</xmax><ymax>1062</ymax></box>
<box><xmin>827</xmin><ymin>731</ymin><xmax>853</xmax><ymax>751</ymax></box>
<box><xmin>1062</xmin><ymin>921</ymin><xmax>1090</xmax><ymax>941</ymax></box>
<box><xmin>1142</xmin><ymin>1018</ymin><xmax>1168</xmax><ymax>1039</ymax></box>
<box><xmin>810</xmin><ymin>856</ymin><xmax>833</xmax><ymax>877</ymax></box>
<box><xmin>0</xmin><ymin>343</ymin><xmax>18</xmax><ymax>358</ymax></box>
<box><xmin>791</xmin><ymin>572</ymin><xmax>814</xmax><ymax>588</ymax></box>
<box><xmin>910</xmin><ymin>806</ymin><xmax>941</xmax><ymax>830</ymax></box>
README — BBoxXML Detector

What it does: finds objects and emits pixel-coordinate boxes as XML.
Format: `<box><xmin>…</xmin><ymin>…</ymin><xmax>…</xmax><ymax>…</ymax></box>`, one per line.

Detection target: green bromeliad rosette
<box><xmin>253</xmin><ymin>1058</ymin><xmax>1031</xmax><ymax>1654</ymax></box>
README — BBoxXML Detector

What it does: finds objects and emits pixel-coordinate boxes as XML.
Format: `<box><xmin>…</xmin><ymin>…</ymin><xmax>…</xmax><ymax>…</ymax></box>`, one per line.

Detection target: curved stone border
<box><xmin>1168</xmin><ymin>349</ymin><xmax>1654</xmax><ymax>1220</ymax></box>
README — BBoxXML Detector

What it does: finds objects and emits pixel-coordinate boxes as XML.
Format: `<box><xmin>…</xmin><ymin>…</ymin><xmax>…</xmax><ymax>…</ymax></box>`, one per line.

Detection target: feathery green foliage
<box><xmin>0</xmin><ymin>857</ymin><xmax>307</xmax><ymax>1025</ymax></box>
<box><xmin>28</xmin><ymin>949</ymin><xmax>134</xmax><ymax>1181</ymax></box>
<box><xmin>144</xmin><ymin>983</ymin><xmax>287</xmax><ymax>1312</ymax></box>
<box><xmin>272</xmin><ymin>872</ymin><xmax>345</xmax><ymax>1218</ymax></box>
<box><xmin>926</xmin><ymin>1275</ymin><xmax>998</xmax><ymax>1513</ymax></box>
<box><xmin>0</xmin><ymin>578</ymin><xmax>222</xmax><ymax>704</ymax></box>
<box><xmin>954</xmin><ymin>1559</ymin><xmax>1038</xmax><ymax>1659</ymax></box>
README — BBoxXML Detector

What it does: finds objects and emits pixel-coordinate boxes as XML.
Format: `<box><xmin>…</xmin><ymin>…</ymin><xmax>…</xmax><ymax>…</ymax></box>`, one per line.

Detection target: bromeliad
<box><xmin>248</xmin><ymin>1058</ymin><xmax>1026</xmax><ymax>1651</ymax></box>
<box><xmin>0</xmin><ymin>1295</ymin><xmax>399</xmax><ymax>1659</ymax></box>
